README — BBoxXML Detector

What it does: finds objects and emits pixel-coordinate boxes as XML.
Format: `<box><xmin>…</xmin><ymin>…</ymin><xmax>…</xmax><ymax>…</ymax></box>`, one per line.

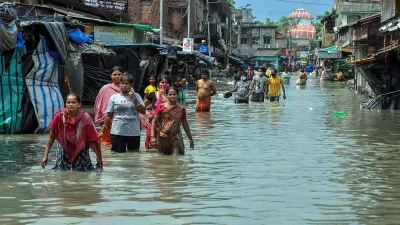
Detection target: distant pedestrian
<box><xmin>175</xmin><ymin>70</ymin><xmax>187</xmax><ymax>103</ymax></box>
<box><xmin>233</xmin><ymin>67</ymin><xmax>245</xmax><ymax>87</ymax></box>
<box><xmin>247</xmin><ymin>66</ymin><xmax>255</xmax><ymax>80</ymax></box>
<box><xmin>41</xmin><ymin>93</ymin><xmax>103</xmax><ymax>171</ymax></box>
<box><xmin>229</xmin><ymin>71</ymin><xmax>252</xmax><ymax>103</ymax></box>
<box><xmin>151</xmin><ymin>86</ymin><xmax>194</xmax><ymax>155</ymax></box>
<box><xmin>196</xmin><ymin>69</ymin><xmax>217</xmax><ymax>112</ymax></box>
<box><xmin>94</xmin><ymin>66</ymin><xmax>124</xmax><ymax>147</ymax></box>
<box><xmin>144</xmin><ymin>75</ymin><xmax>158</xmax><ymax>99</ymax></box>
<box><xmin>99</xmin><ymin>74</ymin><xmax>146</xmax><ymax>152</ymax></box>
<box><xmin>266</xmin><ymin>69</ymin><xmax>286</xmax><ymax>102</ymax></box>
<box><xmin>250</xmin><ymin>67</ymin><xmax>268</xmax><ymax>102</ymax></box>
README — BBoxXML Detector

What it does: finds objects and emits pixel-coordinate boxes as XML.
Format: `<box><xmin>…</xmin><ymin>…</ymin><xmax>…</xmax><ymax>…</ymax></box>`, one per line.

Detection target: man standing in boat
<box><xmin>196</xmin><ymin>69</ymin><xmax>217</xmax><ymax>112</ymax></box>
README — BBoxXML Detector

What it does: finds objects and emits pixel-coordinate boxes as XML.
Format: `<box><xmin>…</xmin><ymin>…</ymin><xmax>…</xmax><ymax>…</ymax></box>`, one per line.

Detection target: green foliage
<box><xmin>258</xmin><ymin>17</ymin><xmax>295</xmax><ymax>35</ymax></box>
<box><xmin>276</xmin><ymin>16</ymin><xmax>296</xmax><ymax>36</ymax></box>
<box><xmin>226</xmin><ymin>0</ymin><xmax>235</xmax><ymax>6</ymax></box>
<box><xmin>314</xmin><ymin>10</ymin><xmax>334</xmax><ymax>39</ymax></box>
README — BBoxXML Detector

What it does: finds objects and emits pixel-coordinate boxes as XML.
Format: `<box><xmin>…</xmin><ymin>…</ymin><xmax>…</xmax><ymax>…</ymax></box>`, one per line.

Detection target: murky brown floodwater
<box><xmin>2</xmin><ymin>78</ymin><xmax>400</xmax><ymax>225</ymax></box>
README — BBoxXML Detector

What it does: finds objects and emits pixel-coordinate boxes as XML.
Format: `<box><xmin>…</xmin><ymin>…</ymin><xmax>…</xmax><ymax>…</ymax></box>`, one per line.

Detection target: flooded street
<box><xmin>2</xmin><ymin>78</ymin><xmax>400</xmax><ymax>224</ymax></box>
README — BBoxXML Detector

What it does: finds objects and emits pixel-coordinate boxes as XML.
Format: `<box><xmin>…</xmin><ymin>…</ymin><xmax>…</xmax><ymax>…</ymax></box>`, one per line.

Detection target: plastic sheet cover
<box><xmin>0</xmin><ymin>49</ymin><xmax>23</xmax><ymax>134</ymax></box>
<box><xmin>25</xmin><ymin>37</ymin><xmax>64</xmax><ymax>133</ymax></box>
<box><xmin>0</xmin><ymin>18</ymin><xmax>17</xmax><ymax>50</ymax></box>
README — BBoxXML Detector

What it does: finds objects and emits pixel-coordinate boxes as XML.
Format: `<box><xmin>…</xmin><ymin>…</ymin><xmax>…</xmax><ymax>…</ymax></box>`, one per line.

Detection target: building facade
<box><xmin>334</xmin><ymin>0</ymin><xmax>381</xmax><ymax>26</ymax></box>
<box><xmin>289</xmin><ymin>8</ymin><xmax>316</xmax><ymax>49</ymax></box>
<box><xmin>234</xmin><ymin>8</ymin><xmax>278</xmax><ymax>56</ymax></box>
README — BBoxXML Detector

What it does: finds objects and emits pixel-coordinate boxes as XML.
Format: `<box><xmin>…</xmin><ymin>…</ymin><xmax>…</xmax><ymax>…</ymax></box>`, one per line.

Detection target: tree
<box><xmin>276</xmin><ymin>16</ymin><xmax>296</xmax><ymax>36</ymax></box>
<box><xmin>255</xmin><ymin>20</ymin><xmax>265</xmax><ymax>25</ymax></box>
<box><xmin>310</xmin><ymin>10</ymin><xmax>333</xmax><ymax>51</ymax></box>
<box><xmin>255</xmin><ymin>18</ymin><xmax>278</xmax><ymax>26</ymax></box>
<box><xmin>227</xmin><ymin>0</ymin><xmax>235</xmax><ymax>6</ymax></box>
<box><xmin>265</xmin><ymin>18</ymin><xmax>278</xmax><ymax>26</ymax></box>
<box><xmin>315</xmin><ymin>10</ymin><xmax>334</xmax><ymax>39</ymax></box>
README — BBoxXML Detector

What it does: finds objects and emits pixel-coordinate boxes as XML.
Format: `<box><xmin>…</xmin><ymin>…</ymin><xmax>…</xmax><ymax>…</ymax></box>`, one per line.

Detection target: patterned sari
<box><xmin>145</xmin><ymin>93</ymin><xmax>166</xmax><ymax>149</ymax></box>
<box><xmin>156</xmin><ymin>104</ymin><xmax>186</xmax><ymax>155</ymax></box>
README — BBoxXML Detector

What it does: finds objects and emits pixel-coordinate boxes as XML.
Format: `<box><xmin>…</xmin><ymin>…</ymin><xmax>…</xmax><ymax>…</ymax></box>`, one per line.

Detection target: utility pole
<box><xmin>206</xmin><ymin>0</ymin><xmax>211</xmax><ymax>57</ymax></box>
<box><xmin>187</xmin><ymin>0</ymin><xmax>190</xmax><ymax>38</ymax></box>
<box><xmin>160</xmin><ymin>0</ymin><xmax>163</xmax><ymax>45</ymax></box>
<box><xmin>288</xmin><ymin>29</ymin><xmax>291</xmax><ymax>67</ymax></box>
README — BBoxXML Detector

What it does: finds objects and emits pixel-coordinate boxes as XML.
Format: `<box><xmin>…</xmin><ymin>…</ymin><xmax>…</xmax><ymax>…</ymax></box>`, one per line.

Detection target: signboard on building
<box><xmin>182</xmin><ymin>38</ymin><xmax>193</xmax><ymax>53</ymax></box>
<box><xmin>94</xmin><ymin>26</ymin><xmax>133</xmax><ymax>45</ymax></box>
<box><xmin>199</xmin><ymin>44</ymin><xmax>208</xmax><ymax>53</ymax></box>
<box><xmin>299</xmin><ymin>51</ymin><xmax>308</xmax><ymax>58</ymax></box>
<box><xmin>84</xmin><ymin>0</ymin><xmax>128</xmax><ymax>13</ymax></box>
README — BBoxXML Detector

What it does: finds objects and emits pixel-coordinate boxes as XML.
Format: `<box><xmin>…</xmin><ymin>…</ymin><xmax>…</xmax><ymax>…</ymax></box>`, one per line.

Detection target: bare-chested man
<box><xmin>196</xmin><ymin>69</ymin><xmax>217</xmax><ymax>112</ymax></box>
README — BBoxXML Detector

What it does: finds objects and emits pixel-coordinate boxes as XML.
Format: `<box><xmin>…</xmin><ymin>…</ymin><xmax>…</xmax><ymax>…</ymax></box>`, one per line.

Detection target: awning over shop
<box><xmin>319</xmin><ymin>45</ymin><xmax>341</xmax><ymax>53</ymax></box>
<box><xmin>318</xmin><ymin>46</ymin><xmax>342</xmax><ymax>59</ymax></box>
<box><xmin>229</xmin><ymin>55</ymin><xmax>245</xmax><ymax>65</ymax></box>
<box><xmin>256</xmin><ymin>49</ymin><xmax>281</xmax><ymax>57</ymax></box>
<box><xmin>104</xmin><ymin>43</ymin><xmax>176</xmax><ymax>58</ymax></box>
<box><xmin>177</xmin><ymin>50</ymin><xmax>220</xmax><ymax>67</ymax></box>
<box><xmin>351</xmin><ymin>56</ymin><xmax>376</xmax><ymax>64</ymax></box>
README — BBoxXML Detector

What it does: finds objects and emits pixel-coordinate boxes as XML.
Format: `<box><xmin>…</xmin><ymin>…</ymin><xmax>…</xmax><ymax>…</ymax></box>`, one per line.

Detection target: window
<box><xmin>252</xmin><ymin>39</ymin><xmax>259</xmax><ymax>45</ymax></box>
<box><xmin>348</xmin><ymin>15</ymin><xmax>361</xmax><ymax>24</ymax></box>
<box><xmin>263</xmin><ymin>37</ymin><xmax>271</xmax><ymax>45</ymax></box>
<box><xmin>241</xmin><ymin>38</ymin><xmax>248</xmax><ymax>45</ymax></box>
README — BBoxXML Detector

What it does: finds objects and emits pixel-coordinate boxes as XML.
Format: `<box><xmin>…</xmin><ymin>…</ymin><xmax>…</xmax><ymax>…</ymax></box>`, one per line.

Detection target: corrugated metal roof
<box><xmin>256</xmin><ymin>49</ymin><xmax>280</xmax><ymax>57</ymax></box>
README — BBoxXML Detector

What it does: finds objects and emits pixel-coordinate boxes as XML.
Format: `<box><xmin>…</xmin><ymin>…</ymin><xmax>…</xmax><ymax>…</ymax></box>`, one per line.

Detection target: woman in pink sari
<box><xmin>94</xmin><ymin>66</ymin><xmax>124</xmax><ymax>147</ymax></box>
<box><xmin>94</xmin><ymin>67</ymin><xmax>148</xmax><ymax>146</ymax></box>
<box><xmin>143</xmin><ymin>75</ymin><xmax>172</xmax><ymax>150</ymax></box>
<box><xmin>41</xmin><ymin>93</ymin><xmax>103</xmax><ymax>171</ymax></box>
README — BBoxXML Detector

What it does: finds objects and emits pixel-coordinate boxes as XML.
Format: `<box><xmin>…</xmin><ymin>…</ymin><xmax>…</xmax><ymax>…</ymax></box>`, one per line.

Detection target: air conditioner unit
<box><xmin>264</xmin><ymin>44</ymin><xmax>270</xmax><ymax>48</ymax></box>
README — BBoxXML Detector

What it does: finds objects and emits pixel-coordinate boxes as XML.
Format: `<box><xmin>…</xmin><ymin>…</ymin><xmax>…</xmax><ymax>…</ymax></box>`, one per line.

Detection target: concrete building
<box><xmin>275</xmin><ymin>32</ymin><xmax>288</xmax><ymax>49</ymax></box>
<box><xmin>234</xmin><ymin>8</ymin><xmax>277</xmax><ymax>56</ymax></box>
<box><xmin>128</xmin><ymin>0</ymin><xmax>233</xmax><ymax>51</ymax></box>
<box><xmin>334</xmin><ymin>0</ymin><xmax>381</xmax><ymax>26</ymax></box>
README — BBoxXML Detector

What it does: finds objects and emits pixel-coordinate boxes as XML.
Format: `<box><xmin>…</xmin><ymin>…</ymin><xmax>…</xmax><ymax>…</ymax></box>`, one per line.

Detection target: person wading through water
<box><xmin>99</xmin><ymin>74</ymin><xmax>146</xmax><ymax>152</ymax></box>
<box><xmin>144</xmin><ymin>75</ymin><xmax>172</xmax><ymax>150</ymax></box>
<box><xmin>175</xmin><ymin>70</ymin><xmax>187</xmax><ymax>103</ymax></box>
<box><xmin>42</xmin><ymin>93</ymin><xmax>103</xmax><ymax>171</ymax></box>
<box><xmin>94</xmin><ymin>66</ymin><xmax>124</xmax><ymax>147</ymax></box>
<box><xmin>266</xmin><ymin>68</ymin><xmax>287</xmax><ymax>102</ymax></box>
<box><xmin>151</xmin><ymin>86</ymin><xmax>194</xmax><ymax>155</ymax></box>
<box><xmin>250</xmin><ymin>67</ymin><xmax>268</xmax><ymax>102</ymax></box>
<box><xmin>196</xmin><ymin>69</ymin><xmax>217</xmax><ymax>112</ymax></box>
<box><xmin>229</xmin><ymin>70</ymin><xmax>252</xmax><ymax>104</ymax></box>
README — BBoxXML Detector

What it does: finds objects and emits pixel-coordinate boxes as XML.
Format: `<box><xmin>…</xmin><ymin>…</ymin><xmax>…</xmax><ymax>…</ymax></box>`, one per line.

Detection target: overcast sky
<box><xmin>234</xmin><ymin>0</ymin><xmax>334</xmax><ymax>22</ymax></box>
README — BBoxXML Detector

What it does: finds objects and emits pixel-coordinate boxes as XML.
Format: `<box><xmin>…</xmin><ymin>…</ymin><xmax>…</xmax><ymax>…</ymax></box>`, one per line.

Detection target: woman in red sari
<box><xmin>151</xmin><ymin>86</ymin><xmax>194</xmax><ymax>155</ymax></box>
<box><xmin>41</xmin><ymin>93</ymin><xmax>103</xmax><ymax>171</ymax></box>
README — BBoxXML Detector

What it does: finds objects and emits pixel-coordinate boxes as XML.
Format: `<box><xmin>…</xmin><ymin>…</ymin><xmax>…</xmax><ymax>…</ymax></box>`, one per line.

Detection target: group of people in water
<box><xmin>41</xmin><ymin>65</ymin><xmax>287</xmax><ymax>171</ymax></box>
<box><xmin>228</xmin><ymin>67</ymin><xmax>287</xmax><ymax>103</ymax></box>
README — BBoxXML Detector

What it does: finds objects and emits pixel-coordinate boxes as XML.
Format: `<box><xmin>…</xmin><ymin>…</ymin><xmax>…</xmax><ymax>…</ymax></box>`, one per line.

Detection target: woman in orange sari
<box><xmin>41</xmin><ymin>93</ymin><xmax>103</xmax><ymax>171</ymax></box>
<box><xmin>151</xmin><ymin>86</ymin><xmax>194</xmax><ymax>155</ymax></box>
